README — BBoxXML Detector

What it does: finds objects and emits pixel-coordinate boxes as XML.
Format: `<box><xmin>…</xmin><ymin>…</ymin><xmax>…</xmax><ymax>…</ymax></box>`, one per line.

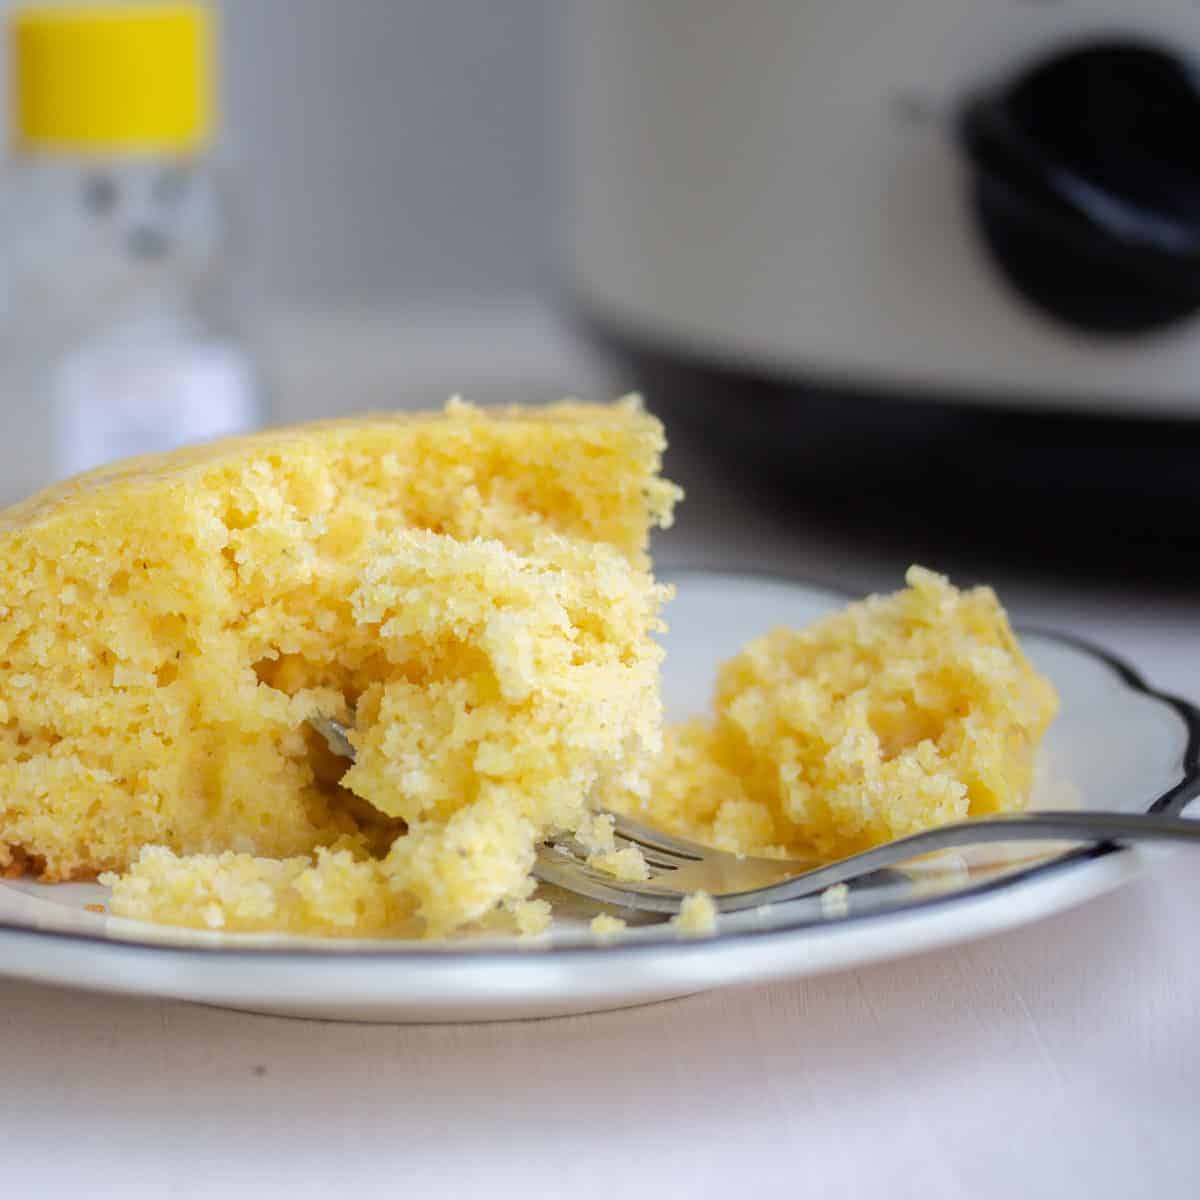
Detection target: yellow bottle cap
<box><xmin>10</xmin><ymin>5</ymin><xmax>214</xmax><ymax>154</ymax></box>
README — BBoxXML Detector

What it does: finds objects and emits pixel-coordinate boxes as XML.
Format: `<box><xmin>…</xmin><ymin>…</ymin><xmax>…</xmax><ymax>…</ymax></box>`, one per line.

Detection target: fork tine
<box><xmin>609</xmin><ymin>835</ymin><xmax>683</xmax><ymax>872</ymax></box>
<box><xmin>608</xmin><ymin>811</ymin><xmax>707</xmax><ymax>861</ymax></box>
<box><xmin>542</xmin><ymin>827</ymin><xmax>682</xmax><ymax>874</ymax></box>
<box><xmin>309</xmin><ymin>714</ymin><xmax>356</xmax><ymax>761</ymax></box>
<box><xmin>533</xmin><ymin>845</ymin><xmax>689</xmax><ymax>914</ymax></box>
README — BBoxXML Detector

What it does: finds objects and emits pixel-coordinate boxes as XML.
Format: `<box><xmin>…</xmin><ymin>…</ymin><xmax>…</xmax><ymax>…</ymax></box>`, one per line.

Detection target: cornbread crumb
<box><xmin>84</xmin><ymin>903</ymin><xmax>105</xmax><ymax>914</ymax></box>
<box><xmin>820</xmin><ymin>883</ymin><xmax>850</xmax><ymax>917</ymax></box>
<box><xmin>571</xmin><ymin>811</ymin><xmax>650</xmax><ymax>880</ymax></box>
<box><xmin>573</xmin><ymin>812</ymin><xmax>620</xmax><ymax>855</ymax></box>
<box><xmin>589</xmin><ymin>913</ymin><xmax>628</xmax><ymax>939</ymax></box>
<box><xmin>672</xmin><ymin>891</ymin><xmax>717</xmax><ymax>937</ymax></box>
<box><xmin>588</xmin><ymin>846</ymin><xmax>651</xmax><ymax>882</ymax></box>
<box><xmin>616</xmin><ymin>566</ymin><xmax>1058</xmax><ymax>864</ymax></box>
<box><xmin>511</xmin><ymin>898</ymin><xmax>553</xmax><ymax>937</ymax></box>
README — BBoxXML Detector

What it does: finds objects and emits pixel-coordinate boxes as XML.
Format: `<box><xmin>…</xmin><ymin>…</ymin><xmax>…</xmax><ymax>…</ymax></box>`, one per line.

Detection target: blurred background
<box><xmin>0</xmin><ymin>0</ymin><xmax>1197</xmax><ymax>595</ymax></box>
<box><xmin>220</xmin><ymin>0</ymin><xmax>595</xmax><ymax>417</ymax></box>
<box><xmin>0</xmin><ymin>1</ymin><xmax>594</xmax><ymax>437</ymax></box>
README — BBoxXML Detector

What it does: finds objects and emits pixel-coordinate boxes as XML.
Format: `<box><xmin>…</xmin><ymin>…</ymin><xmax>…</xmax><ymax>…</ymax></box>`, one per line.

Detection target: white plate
<box><xmin>1</xmin><ymin>570</ymin><xmax>1196</xmax><ymax>1022</ymax></box>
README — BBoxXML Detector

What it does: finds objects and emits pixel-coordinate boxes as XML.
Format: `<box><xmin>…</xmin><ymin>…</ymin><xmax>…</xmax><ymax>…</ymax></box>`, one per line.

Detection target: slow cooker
<box><xmin>561</xmin><ymin>1</ymin><xmax>1200</xmax><ymax>561</ymax></box>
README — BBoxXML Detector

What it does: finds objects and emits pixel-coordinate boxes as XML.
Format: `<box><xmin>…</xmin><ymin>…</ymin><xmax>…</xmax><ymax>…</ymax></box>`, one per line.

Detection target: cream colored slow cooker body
<box><xmin>562</xmin><ymin>0</ymin><xmax>1200</xmax><ymax>418</ymax></box>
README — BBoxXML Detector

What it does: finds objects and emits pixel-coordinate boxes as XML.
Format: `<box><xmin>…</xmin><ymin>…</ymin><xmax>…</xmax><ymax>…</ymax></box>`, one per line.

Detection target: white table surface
<box><xmin>3</xmin><ymin>350</ymin><xmax>1198</xmax><ymax>1199</ymax></box>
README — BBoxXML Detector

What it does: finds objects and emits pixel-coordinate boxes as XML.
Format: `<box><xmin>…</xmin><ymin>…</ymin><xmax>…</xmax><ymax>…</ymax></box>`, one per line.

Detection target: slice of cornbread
<box><xmin>0</xmin><ymin>399</ymin><xmax>678</xmax><ymax>932</ymax></box>
<box><xmin>614</xmin><ymin>567</ymin><xmax>1058</xmax><ymax>862</ymax></box>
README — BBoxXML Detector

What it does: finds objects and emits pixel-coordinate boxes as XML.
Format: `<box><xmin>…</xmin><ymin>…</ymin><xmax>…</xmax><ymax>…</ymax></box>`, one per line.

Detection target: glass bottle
<box><xmin>0</xmin><ymin>3</ymin><xmax>261</xmax><ymax>505</ymax></box>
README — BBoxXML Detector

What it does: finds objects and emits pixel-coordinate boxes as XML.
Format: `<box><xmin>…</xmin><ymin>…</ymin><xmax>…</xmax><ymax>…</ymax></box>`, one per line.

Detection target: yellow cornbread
<box><xmin>344</xmin><ymin>531</ymin><xmax>666</xmax><ymax>930</ymax></box>
<box><xmin>108</xmin><ymin>525</ymin><xmax>671</xmax><ymax>935</ymax></box>
<box><xmin>589</xmin><ymin>913</ymin><xmax>628</xmax><ymax>939</ymax></box>
<box><xmin>106</xmin><ymin>845</ymin><xmax>406</xmax><ymax>936</ymax></box>
<box><xmin>111</xmin><ymin>566</ymin><xmax>1055</xmax><ymax>939</ymax></box>
<box><xmin>1</xmin><ymin>394</ymin><xmax>1060</xmax><ymax>946</ymax></box>
<box><xmin>0</xmin><ymin>398</ymin><xmax>678</xmax><ymax>939</ymax></box>
<box><xmin>614</xmin><ymin>567</ymin><xmax>1058</xmax><ymax>863</ymax></box>
<box><xmin>672</xmin><ymin>891</ymin><xmax>718</xmax><ymax>937</ymax></box>
<box><xmin>510</xmin><ymin>896</ymin><xmax>553</xmax><ymax>937</ymax></box>
<box><xmin>118</xmin><ymin>564</ymin><xmax>1056</xmax><ymax>939</ymax></box>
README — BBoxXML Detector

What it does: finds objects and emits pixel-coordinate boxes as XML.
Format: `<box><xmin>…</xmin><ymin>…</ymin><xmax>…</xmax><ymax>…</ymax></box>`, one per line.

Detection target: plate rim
<box><xmin>1</xmin><ymin>565</ymin><xmax>1197</xmax><ymax>967</ymax></box>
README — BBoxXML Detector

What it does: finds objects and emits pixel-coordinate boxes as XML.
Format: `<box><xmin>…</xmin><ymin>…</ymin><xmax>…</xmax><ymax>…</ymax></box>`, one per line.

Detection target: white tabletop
<box><xmin>3</xmin><ymin>355</ymin><xmax>1199</xmax><ymax>1199</ymax></box>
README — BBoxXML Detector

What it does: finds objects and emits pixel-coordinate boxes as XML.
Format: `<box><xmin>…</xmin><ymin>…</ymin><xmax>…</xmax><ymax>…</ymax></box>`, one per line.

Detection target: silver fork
<box><xmin>309</xmin><ymin>715</ymin><xmax>1200</xmax><ymax>915</ymax></box>
<box><xmin>538</xmin><ymin>806</ymin><xmax>1200</xmax><ymax>914</ymax></box>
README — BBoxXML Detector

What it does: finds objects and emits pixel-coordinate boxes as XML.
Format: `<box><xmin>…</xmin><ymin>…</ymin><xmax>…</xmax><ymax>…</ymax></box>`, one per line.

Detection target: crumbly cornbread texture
<box><xmin>672</xmin><ymin>891</ymin><xmax>718</xmax><ymax>937</ymax></box>
<box><xmin>589</xmin><ymin>913</ymin><xmax>628</xmax><ymax>939</ymax></box>
<box><xmin>0</xmin><ymin>399</ymin><xmax>678</xmax><ymax>937</ymax></box>
<box><xmin>107</xmin><ymin>527</ymin><xmax>671</xmax><ymax>936</ymax></box>
<box><xmin>105</xmin><ymin>845</ymin><xmax>406</xmax><ymax>935</ymax></box>
<box><xmin>615</xmin><ymin>567</ymin><xmax>1058</xmax><ymax>862</ymax></box>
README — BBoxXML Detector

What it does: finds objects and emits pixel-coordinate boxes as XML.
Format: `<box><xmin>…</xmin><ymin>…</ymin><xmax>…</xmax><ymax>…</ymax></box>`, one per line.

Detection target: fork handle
<box><xmin>730</xmin><ymin>809</ymin><xmax>1200</xmax><ymax>912</ymax></box>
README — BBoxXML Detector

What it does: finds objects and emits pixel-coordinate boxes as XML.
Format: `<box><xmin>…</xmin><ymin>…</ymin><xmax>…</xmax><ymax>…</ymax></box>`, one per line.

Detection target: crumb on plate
<box><xmin>820</xmin><ymin>882</ymin><xmax>850</xmax><ymax>917</ymax></box>
<box><xmin>587</xmin><ymin>846</ymin><xmax>650</xmax><ymax>882</ymax></box>
<box><xmin>510</xmin><ymin>897</ymin><xmax>553</xmax><ymax>937</ymax></box>
<box><xmin>589</xmin><ymin>913</ymin><xmax>628</xmax><ymax>939</ymax></box>
<box><xmin>672</xmin><ymin>891</ymin><xmax>717</xmax><ymax>937</ymax></box>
